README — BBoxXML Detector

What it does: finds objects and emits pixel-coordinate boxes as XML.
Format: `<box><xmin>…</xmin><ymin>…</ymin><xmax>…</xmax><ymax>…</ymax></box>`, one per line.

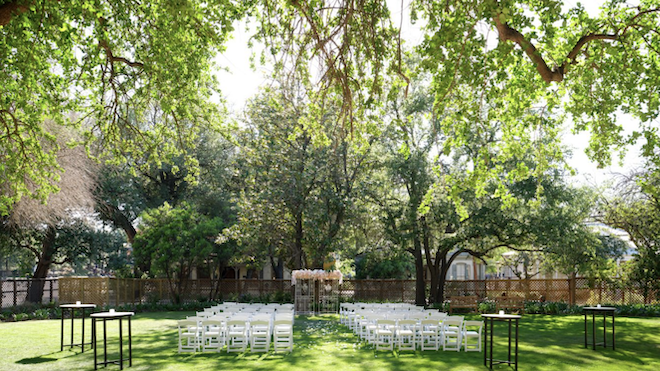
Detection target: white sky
<box><xmin>215</xmin><ymin>0</ymin><xmax>643</xmax><ymax>186</ymax></box>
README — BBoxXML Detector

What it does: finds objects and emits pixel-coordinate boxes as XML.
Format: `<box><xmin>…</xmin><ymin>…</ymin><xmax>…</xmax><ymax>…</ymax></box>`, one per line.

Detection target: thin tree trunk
<box><xmin>27</xmin><ymin>226</ymin><xmax>57</xmax><ymax>303</ymax></box>
<box><xmin>294</xmin><ymin>212</ymin><xmax>304</xmax><ymax>269</ymax></box>
<box><xmin>413</xmin><ymin>231</ymin><xmax>426</xmax><ymax>306</ymax></box>
<box><xmin>435</xmin><ymin>254</ymin><xmax>451</xmax><ymax>304</ymax></box>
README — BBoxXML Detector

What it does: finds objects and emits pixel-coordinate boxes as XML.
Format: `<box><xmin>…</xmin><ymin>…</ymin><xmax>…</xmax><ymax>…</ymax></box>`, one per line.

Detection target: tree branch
<box><xmin>494</xmin><ymin>7</ymin><xmax>660</xmax><ymax>83</ymax></box>
<box><xmin>0</xmin><ymin>2</ymin><xmax>27</xmax><ymax>27</ymax></box>
<box><xmin>493</xmin><ymin>16</ymin><xmax>616</xmax><ymax>83</ymax></box>
<box><xmin>98</xmin><ymin>40</ymin><xmax>144</xmax><ymax>68</ymax></box>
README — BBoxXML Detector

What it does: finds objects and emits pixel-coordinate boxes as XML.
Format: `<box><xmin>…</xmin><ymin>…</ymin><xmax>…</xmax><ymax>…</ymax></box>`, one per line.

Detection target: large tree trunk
<box><xmin>434</xmin><ymin>251</ymin><xmax>455</xmax><ymax>304</ymax></box>
<box><xmin>27</xmin><ymin>226</ymin><xmax>57</xmax><ymax>303</ymax></box>
<box><xmin>436</xmin><ymin>260</ymin><xmax>450</xmax><ymax>304</ymax></box>
<box><xmin>412</xmin><ymin>227</ymin><xmax>426</xmax><ymax>306</ymax></box>
<box><xmin>422</xmin><ymin>218</ymin><xmax>440</xmax><ymax>305</ymax></box>
<box><xmin>293</xmin><ymin>212</ymin><xmax>304</xmax><ymax>269</ymax></box>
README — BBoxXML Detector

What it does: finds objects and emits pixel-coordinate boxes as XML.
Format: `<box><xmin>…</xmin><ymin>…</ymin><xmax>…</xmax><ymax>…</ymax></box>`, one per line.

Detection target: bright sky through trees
<box><xmin>215</xmin><ymin>0</ymin><xmax>643</xmax><ymax>187</ymax></box>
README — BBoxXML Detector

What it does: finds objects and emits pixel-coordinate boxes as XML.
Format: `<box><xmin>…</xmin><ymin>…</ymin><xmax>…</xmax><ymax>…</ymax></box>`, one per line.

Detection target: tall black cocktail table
<box><xmin>583</xmin><ymin>306</ymin><xmax>616</xmax><ymax>350</ymax></box>
<box><xmin>482</xmin><ymin>313</ymin><xmax>521</xmax><ymax>370</ymax></box>
<box><xmin>60</xmin><ymin>303</ymin><xmax>97</xmax><ymax>352</ymax></box>
<box><xmin>91</xmin><ymin>311</ymin><xmax>135</xmax><ymax>370</ymax></box>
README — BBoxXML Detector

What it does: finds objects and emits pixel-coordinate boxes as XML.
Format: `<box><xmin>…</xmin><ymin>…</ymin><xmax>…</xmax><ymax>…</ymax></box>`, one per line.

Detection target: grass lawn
<box><xmin>0</xmin><ymin>312</ymin><xmax>659</xmax><ymax>371</ymax></box>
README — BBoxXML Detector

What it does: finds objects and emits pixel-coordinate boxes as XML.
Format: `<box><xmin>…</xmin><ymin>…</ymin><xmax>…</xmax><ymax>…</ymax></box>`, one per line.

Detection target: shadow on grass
<box><xmin>16</xmin><ymin>356</ymin><xmax>58</xmax><ymax>365</ymax></box>
<box><xmin>16</xmin><ymin>350</ymin><xmax>79</xmax><ymax>365</ymax></box>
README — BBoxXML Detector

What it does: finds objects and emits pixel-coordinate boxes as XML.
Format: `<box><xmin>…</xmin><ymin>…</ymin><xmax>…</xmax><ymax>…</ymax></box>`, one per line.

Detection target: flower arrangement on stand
<box><xmin>292</xmin><ymin>269</ymin><xmax>343</xmax><ymax>314</ymax></box>
<box><xmin>291</xmin><ymin>269</ymin><xmax>343</xmax><ymax>285</ymax></box>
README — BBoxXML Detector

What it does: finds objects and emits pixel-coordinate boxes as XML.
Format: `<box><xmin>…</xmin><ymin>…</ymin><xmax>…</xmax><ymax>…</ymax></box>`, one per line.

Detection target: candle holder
<box><xmin>499</xmin><ymin>310</ymin><xmax>505</xmax><ymax>315</ymax></box>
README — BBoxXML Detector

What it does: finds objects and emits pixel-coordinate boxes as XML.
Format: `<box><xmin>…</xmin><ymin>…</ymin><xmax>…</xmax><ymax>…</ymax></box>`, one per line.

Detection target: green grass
<box><xmin>1</xmin><ymin>312</ymin><xmax>659</xmax><ymax>370</ymax></box>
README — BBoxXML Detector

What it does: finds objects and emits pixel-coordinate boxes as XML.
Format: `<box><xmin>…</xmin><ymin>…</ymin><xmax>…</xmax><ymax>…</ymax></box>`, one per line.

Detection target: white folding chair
<box><xmin>273</xmin><ymin>319</ymin><xmax>294</xmax><ymax>352</ymax></box>
<box><xmin>201</xmin><ymin>319</ymin><xmax>224</xmax><ymax>352</ymax></box>
<box><xmin>420</xmin><ymin>319</ymin><xmax>441</xmax><ymax>351</ymax></box>
<box><xmin>462</xmin><ymin>320</ymin><xmax>483</xmax><ymax>352</ymax></box>
<box><xmin>375</xmin><ymin>319</ymin><xmax>396</xmax><ymax>351</ymax></box>
<box><xmin>396</xmin><ymin>319</ymin><xmax>417</xmax><ymax>351</ymax></box>
<box><xmin>250</xmin><ymin>319</ymin><xmax>271</xmax><ymax>352</ymax></box>
<box><xmin>226</xmin><ymin>319</ymin><xmax>249</xmax><ymax>352</ymax></box>
<box><xmin>178</xmin><ymin>320</ymin><xmax>199</xmax><ymax>353</ymax></box>
<box><xmin>365</xmin><ymin>314</ymin><xmax>385</xmax><ymax>344</ymax></box>
<box><xmin>443</xmin><ymin>317</ymin><xmax>464</xmax><ymax>351</ymax></box>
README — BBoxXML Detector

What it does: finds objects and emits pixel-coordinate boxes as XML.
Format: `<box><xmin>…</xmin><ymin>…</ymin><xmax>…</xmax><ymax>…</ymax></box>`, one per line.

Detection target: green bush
<box><xmin>525</xmin><ymin>301</ymin><xmax>543</xmax><ymax>314</ymax></box>
<box><xmin>477</xmin><ymin>300</ymin><xmax>496</xmax><ymax>313</ymax></box>
<box><xmin>33</xmin><ymin>308</ymin><xmax>51</xmax><ymax>320</ymax></box>
<box><xmin>617</xmin><ymin>304</ymin><xmax>660</xmax><ymax>316</ymax></box>
<box><xmin>272</xmin><ymin>290</ymin><xmax>293</xmax><ymax>303</ymax></box>
<box><xmin>13</xmin><ymin>313</ymin><xmax>30</xmax><ymax>321</ymax></box>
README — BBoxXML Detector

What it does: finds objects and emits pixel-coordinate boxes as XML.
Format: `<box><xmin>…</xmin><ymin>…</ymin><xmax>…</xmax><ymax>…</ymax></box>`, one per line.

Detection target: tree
<box><xmin>601</xmin><ymin>166</ymin><xmax>660</xmax><ymax>302</ymax></box>
<box><xmin>133</xmin><ymin>202</ymin><xmax>228</xmax><ymax>303</ymax></box>
<box><xmin>94</xmin><ymin>129</ymin><xmax>237</xmax><ymax>245</ymax></box>
<box><xmin>412</xmin><ymin>0</ymin><xmax>660</xmax><ymax>201</ymax></box>
<box><xmin>354</xmin><ymin>248</ymin><xmax>414</xmax><ymax>279</ymax></box>
<box><xmin>1</xmin><ymin>0</ymin><xmax>246</xmax><ymax>214</ymax></box>
<box><xmin>229</xmin><ymin>84</ymin><xmax>376</xmax><ymax>270</ymax></box>
<box><xmin>1</xmin><ymin>126</ymin><xmax>97</xmax><ymax>302</ymax></box>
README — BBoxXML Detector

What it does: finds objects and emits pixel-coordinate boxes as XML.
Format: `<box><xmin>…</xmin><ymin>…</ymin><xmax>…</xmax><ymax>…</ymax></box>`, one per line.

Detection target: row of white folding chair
<box><xmin>226</xmin><ymin>314</ymin><xmax>294</xmax><ymax>353</ymax></box>
<box><xmin>354</xmin><ymin>314</ymin><xmax>476</xmax><ymax>352</ymax></box>
<box><xmin>179</xmin><ymin>313</ymin><xmax>294</xmax><ymax>353</ymax></box>
<box><xmin>350</xmin><ymin>310</ymin><xmax>445</xmax><ymax>334</ymax></box>
<box><xmin>341</xmin><ymin>303</ymin><xmax>421</xmax><ymax>324</ymax></box>
<box><xmin>415</xmin><ymin>317</ymin><xmax>483</xmax><ymax>352</ymax></box>
<box><xmin>212</xmin><ymin>303</ymin><xmax>294</xmax><ymax>313</ymax></box>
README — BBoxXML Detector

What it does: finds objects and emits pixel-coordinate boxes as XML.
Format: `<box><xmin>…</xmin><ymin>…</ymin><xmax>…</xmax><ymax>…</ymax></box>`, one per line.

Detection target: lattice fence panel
<box><xmin>338</xmin><ymin>280</ymin><xmax>355</xmax><ymax>302</ymax></box>
<box><xmin>60</xmin><ymin>277</ymin><xmax>110</xmax><ymax>307</ymax></box>
<box><xmin>526</xmin><ymin>279</ymin><xmax>570</xmax><ymax>302</ymax></box>
<box><xmin>352</xmin><ymin>279</ymin><xmax>381</xmax><ymax>301</ymax></box>
<box><xmin>294</xmin><ymin>279</ymin><xmax>314</xmax><ymax>314</ymax></box>
<box><xmin>318</xmin><ymin>279</ymin><xmax>340</xmax><ymax>313</ymax></box>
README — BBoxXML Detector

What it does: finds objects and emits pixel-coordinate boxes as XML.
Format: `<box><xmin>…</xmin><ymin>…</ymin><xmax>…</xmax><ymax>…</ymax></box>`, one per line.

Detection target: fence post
<box><xmin>13</xmin><ymin>279</ymin><xmax>17</xmax><ymax>306</ymax></box>
<box><xmin>622</xmin><ymin>287</ymin><xmax>625</xmax><ymax>305</ymax></box>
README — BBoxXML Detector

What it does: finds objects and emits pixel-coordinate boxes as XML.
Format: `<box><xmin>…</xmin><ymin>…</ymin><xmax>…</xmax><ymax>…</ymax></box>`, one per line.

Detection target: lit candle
<box><xmin>76</xmin><ymin>301</ymin><xmax>81</xmax><ymax>305</ymax></box>
<box><xmin>499</xmin><ymin>310</ymin><xmax>505</xmax><ymax>315</ymax></box>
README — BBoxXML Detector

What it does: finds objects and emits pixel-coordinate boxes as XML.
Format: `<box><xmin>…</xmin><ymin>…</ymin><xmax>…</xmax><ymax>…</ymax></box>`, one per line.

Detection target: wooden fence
<box><xmin>0</xmin><ymin>279</ymin><xmax>58</xmax><ymax>308</ymax></box>
<box><xmin>3</xmin><ymin>277</ymin><xmax>657</xmax><ymax>308</ymax></box>
<box><xmin>58</xmin><ymin>277</ymin><xmax>295</xmax><ymax>307</ymax></box>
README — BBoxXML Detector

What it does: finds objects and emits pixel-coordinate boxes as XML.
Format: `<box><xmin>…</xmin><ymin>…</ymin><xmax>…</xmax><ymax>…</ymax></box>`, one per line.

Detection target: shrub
<box><xmin>13</xmin><ymin>313</ymin><xmax>30</xmax><ymax>321</ymax></box>
<box><xmin>478</xmin><ymin>300</ymin><xmax>496</xmax><ymax>314</ymax></box>
<box><xmin>33</xmin><ymin>308</ymin><xmax>50</xmax><ymax>320</ymax></box>
<box><xmin>525</xmin><ymin>301</ymin><xmax>543</xmax><ymax>314</ymax></box>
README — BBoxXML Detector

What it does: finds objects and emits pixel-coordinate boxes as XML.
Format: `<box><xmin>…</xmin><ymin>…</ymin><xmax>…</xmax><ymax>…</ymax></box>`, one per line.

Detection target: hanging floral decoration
<box><xmin>291</xmin><ymin>269</ymin><xmax>343</xmax><ymax>285</ymax></box>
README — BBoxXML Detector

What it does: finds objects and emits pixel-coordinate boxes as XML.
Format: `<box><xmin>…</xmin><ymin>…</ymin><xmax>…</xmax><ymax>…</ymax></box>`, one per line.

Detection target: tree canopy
<box><xmin>4</xmin><ymin>0</ymin><xmax>660</xmax><ymax>215</ymax></box>
<box><xmin>1</xmin><ymin>0</ymin><xmax>245</xmax><ymax>214</ymax></box>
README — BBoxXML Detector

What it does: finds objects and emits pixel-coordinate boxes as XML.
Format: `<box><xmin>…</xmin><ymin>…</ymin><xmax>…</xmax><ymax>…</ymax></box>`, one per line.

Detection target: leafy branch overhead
<box><xmin>0</xmin><ymin>0</ymin><xmax>245</xmax><ymax>214</ymax></box>
<box><xmin>3</xmin><ymin>0</ymin><xmax>660</xmax><ymax>217</ymax></box>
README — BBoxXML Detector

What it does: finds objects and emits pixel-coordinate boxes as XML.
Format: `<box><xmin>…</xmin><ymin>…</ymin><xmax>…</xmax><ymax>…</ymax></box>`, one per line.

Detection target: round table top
<box><xmin>90</xmin><ymin>311</ymin><xmax>135</xmax><ymax>318</ymax></box>
<box><xmin>481</xmin><ymin>313</ymin><xmax>522</xmax><ymax>319</ymax></box>
<box><xmin>583</xmin><ymin>306</ymin><xmax>616</xmax><ymax>311</ymax></box>
<box><xmin>60</xmin><ymin>303</ymin><xmax>97</xmax><ymax>309</ymax></box>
